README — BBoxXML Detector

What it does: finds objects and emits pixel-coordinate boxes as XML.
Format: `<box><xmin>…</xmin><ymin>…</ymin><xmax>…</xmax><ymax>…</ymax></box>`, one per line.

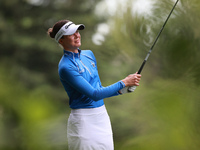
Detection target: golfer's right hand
<box><xmin>121</xmin><ymin>72</ymin><xmax>141</xmax><ymax>87</ymax></box>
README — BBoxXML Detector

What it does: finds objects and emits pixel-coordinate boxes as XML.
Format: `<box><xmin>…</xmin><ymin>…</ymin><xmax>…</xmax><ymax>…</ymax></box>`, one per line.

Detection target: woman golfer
<box><xmin>47</xmin><ymin>19</ymin><xmax>141</xmax><ymax>150</ymax></box>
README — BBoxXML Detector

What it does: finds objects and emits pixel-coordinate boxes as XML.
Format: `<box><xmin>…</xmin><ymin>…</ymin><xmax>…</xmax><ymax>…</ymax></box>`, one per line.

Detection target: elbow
<box><xmin>91</xmin><ymin>95</ymin><xmax>102</xmax><ymax>101</ymax></box>
<box><xmin>91</xmin><ymin>90</ymin><xmax>103</xmax><ymax>101</ymax></box>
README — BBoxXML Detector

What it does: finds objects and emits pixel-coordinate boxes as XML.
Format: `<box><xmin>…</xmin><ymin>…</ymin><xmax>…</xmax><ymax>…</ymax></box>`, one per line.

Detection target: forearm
<box><xmin>60</xmin><ymin>68</ymin><xmax>125</xmax><ymax>101</ymax></box>
<box><xmin>90</xmin><ymin>81</ymin><xmax>125</xmax><ymax>101</ymax></box>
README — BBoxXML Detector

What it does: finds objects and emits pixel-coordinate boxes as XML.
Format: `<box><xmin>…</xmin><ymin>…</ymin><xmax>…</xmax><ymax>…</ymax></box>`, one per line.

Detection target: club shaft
<box><xmin>127</xmin><ymin>0</ymin><xmax>179</xmax><ymax>92</ymax></box>
<box><xmin>137</xmin><ymin>0</ymin><xmax>179</xmax><ymax>74</ymax></box>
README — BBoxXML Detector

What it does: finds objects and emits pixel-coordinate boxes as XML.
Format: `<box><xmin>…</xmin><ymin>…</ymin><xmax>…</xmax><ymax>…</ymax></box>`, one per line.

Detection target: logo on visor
<box><xmin>65</xmin><ymin>23</ymin><xmax>74</xmax><ymax>29</ymax></box>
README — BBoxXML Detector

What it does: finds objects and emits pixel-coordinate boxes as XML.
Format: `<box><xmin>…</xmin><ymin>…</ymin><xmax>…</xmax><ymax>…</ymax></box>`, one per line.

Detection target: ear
<box><xmin>59</xmin><ymin>38</ymin><xmax>63</xmax><ymax>44</ymax></box>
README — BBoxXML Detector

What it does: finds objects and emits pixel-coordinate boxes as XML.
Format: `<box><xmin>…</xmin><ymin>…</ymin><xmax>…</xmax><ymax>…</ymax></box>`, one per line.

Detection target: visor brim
<box><xmin>63</xmin><ymin>24</ymin><xmax>85</xmax><ymax>36</ymax></box>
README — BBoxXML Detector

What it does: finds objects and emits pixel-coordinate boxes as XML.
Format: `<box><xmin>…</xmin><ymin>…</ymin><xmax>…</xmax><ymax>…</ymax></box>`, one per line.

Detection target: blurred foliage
<box><xmin>100</xmin><ymin>0</ymin><xmax>200</xmax><ymax>149</ymax></box>
<box><xmin>0</xmin><ymin>0</ymin><xmax>200</xmax><ymax>149</ymax></box>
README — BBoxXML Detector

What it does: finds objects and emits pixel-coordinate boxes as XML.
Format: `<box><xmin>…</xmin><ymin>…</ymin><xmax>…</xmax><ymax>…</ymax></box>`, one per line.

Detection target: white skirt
<box><xmin>67</xmin><ymin>105</ymin><xmax>114</xmax><ymax>150</ymax></box>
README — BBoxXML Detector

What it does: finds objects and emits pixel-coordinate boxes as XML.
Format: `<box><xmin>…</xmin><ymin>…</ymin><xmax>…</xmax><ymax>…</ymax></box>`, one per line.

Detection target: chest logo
<box><xmin>91</xmin><ymin>62</ymin><xmax>95</xmax><ymax>67</ymax></box>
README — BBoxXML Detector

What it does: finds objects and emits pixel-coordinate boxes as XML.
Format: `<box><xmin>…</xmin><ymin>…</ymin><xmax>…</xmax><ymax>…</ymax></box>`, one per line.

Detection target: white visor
<box><xmin>55</xmin><ymin>21</ymin><xmax>85</xmax><ymax>42</ymax></box>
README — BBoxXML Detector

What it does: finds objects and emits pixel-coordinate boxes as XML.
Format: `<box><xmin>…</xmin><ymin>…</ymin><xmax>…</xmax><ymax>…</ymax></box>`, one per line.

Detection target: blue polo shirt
<box><xmin>58</xmin><ymin>49</ymin><xmax>125</xmax><ymax>109</ymax></box>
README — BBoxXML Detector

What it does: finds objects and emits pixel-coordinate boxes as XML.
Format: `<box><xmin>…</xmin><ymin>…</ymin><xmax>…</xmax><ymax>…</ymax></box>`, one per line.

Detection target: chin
<box><xmin>77</xmin><ymin>43</ymin><xmax>81</xmax><ymax>47</ymax></box>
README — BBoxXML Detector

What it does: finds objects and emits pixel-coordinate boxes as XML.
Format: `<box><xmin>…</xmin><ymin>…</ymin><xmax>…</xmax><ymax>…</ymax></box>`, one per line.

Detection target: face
<box><xmin>59</xmin><ymin>30</ymin><xmax>81</xmax><ymax>52</ymax></box>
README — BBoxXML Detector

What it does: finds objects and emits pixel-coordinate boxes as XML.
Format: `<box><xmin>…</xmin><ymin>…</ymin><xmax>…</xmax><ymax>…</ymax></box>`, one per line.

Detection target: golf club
<box><xmin>127</xmin><ymin>0</ymin><xmax>179</xmax><ymax>92</ymax></box>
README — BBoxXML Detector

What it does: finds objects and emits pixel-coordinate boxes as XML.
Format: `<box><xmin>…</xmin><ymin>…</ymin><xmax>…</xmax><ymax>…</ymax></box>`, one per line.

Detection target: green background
<box><xmin>0</xmin><ymin>0</ymin><xmax>200</xmax><ymax>149</ymax></box>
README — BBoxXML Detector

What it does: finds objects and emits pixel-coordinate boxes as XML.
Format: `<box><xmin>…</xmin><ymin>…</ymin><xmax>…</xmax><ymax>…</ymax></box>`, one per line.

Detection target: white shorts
<box><xmin>67</xmin><ymin>105</ymin><xmax>114</xmax><ymax>150</ymax></box>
